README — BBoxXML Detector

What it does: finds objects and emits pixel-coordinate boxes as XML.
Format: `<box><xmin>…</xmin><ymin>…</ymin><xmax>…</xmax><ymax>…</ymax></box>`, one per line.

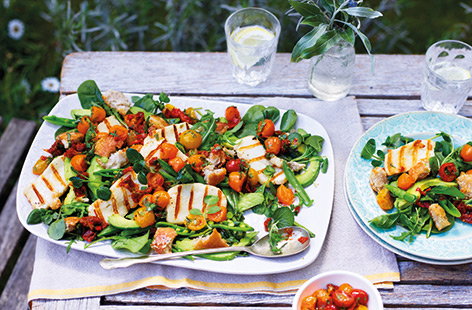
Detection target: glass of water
<box><xmin>421</xmin><ymin>40</ymin><xmax>472</xmax><ymax>114</ymax></box>
<box><xmin>225</xmin><ymin>7</ymin><xmax>280</xmax><ymax>86</ymax></box>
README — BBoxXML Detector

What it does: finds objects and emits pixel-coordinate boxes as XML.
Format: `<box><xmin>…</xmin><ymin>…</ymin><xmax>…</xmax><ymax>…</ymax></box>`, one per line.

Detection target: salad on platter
<box><xmin>361</xmin><ymin>132</ymin><xmax>472</xmax><ymax>242</ymax></box>
<box><xmin>24</xmin><ymin>80</ymin><xmax>328</xmax><ymax>260</ymax></box>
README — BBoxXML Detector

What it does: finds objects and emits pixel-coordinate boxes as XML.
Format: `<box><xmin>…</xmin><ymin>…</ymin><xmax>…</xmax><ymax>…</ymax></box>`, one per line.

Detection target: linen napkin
<box><xmin>28</xmin><ymin>96</ymin><xmax>399</xmax><ymax>301</ymax></box>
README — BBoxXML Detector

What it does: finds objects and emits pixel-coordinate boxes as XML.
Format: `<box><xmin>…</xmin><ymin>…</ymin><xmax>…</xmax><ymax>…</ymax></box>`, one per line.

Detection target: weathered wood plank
<box><xmin>0</xmin><ymin>118</ymin><xmax>36</xmax><ymax>196</ymax></box>
<box><xmin>0</xmin><ymin>236</ymin><xmax>36</xmax><ymax>310</ymax></box>
<box><xmin>362</xmin><ymin>116</ymin><xmax>383</xmax><ymax>130</ymax></box>
<box><xmin>399</xmin><ymin>261</ymin><xmax>472</xmax><ymax>284</ymax></box>
<box><xmin>103</xmin><ymin>284</ymin><xmax>472</xmax><ymax>307</ymax></box>
<box><xmin>100</xmin><ymin>307</ymin><xmax>289</xmax><ymax>310</ymax></box>
<box><xmin>0</xmin><ymin>183</ymin><xmax>26</xmax><ymax>276</ymax></box>
<box><xmin>31</xmin><ymin>297</ymin><xmax>100</xmax><ymax>310</ymax></box>
<box><xmin>61</xmin><ymin>52</ymin><xmax>429</xmax><ymax>97</ymax></box>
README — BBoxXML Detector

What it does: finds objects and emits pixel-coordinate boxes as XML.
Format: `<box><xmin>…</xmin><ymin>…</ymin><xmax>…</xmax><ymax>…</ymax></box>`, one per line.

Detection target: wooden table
<box><xmin>1</xmin><ymin>52</ymin><xmax>471</xmax><ymax>310</ymax></box>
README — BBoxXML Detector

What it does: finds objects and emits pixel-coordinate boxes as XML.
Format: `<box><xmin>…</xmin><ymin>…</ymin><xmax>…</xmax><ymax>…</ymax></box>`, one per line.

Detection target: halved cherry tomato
<box><xmin>109</xmin><ymin>125</ymin><xmax>128</xmax><ymax>141</ymax></box>
<box><xmin>226</xmin><ymin>159</ymin><xmax>242</xmax><ymax>172</ymax></box>
<box><xmin>257</xmin><ymin>119</ymin><xmax>275</xmax><ymax>138</ymax></box>
<box><xmin>460</xmin><ymin>144</ymin><xmax>472</xmax><ymax>162</ymax></box>
<box><xmin>313</xmin><ymin>289</ymin><xmax>332</xmax><ymax>307</ymax></box>
<box><xmin>77</xmin><ymin>116</ymin><xmax>90</xmax><ymax>135</ymax></box>
<box><xmin>139</xmin><ymin>194</ymin><xmax>154</xmax><ymax>208</ymax></box>
<box><xmin>265</xmin><ymin>136</ymin><xmax>281</xmax><ymax>155</ymax></box>
<box><xmin>187</xmin><ymin>154</ymin><xmax>205</xmax><ymax>172</ymax></box>
<box><xmin>326</xmin><ymin>284</ymin><xmax>338</xmax><ymax>295</ymax></box>
<box><xmin>147</xmin><ymin>172</ymin><xmax>164</xmax><ymax>188</ymax></box>
<box><xmin>229</xmin><ymin>171</ymin><xmax>246</xmax><ymax>192</ymax></box>
<box><xmin>169</xmin><ymin>157</ymin><xmax>185</xmax><ymax>172</ymax></box>
<box><xmin>397</xmin><ymin>173</ymin><xmax>416</xmax><ymax>190</ymax></box>
<box><xmin>70</xmin><ymin>154</ymin><xmax>88</xmax><ymax>172</ymax></box>
<box><xmin>351</xmin><ymin>289</ymin><xmax>369</xmax><ymax>306</ymax></box>
<box><xmin>225</xmin><ymin>106</ymin><xmax>241</xmax><ymax>128</ymax></box>
<box><xmin>247</xmin><ymin>168</ymin><xmax>259</xmax><ymax>187</ymax></box>
<box><xmin>152</xmin><ymin>191</ymin><xmax>171</xmax><ymax>209</ymax></box>
<box><xmin>179</xmin><ymin>130</ymin><xmax>202</xmax><ymax>149</ymax></box>
<box><xmin>32</xmin><ymin>157</ymin><xmax>51</xmax><ymax>175</ymax></box>
<box><xmin>133</xmin><ymin>206</ymin><xmax>156</xmax><ymax>228</ymax></box>
<box><xmin>207</xmin><ymin>205</ymin><xmax>227</xmax><ymax>223</ymax></box>
<box><xmin>160</xmin><ymin>142</ymin><xmax>178</xmax><ymax>159</ymax></box>
<box><xmin>90</xmin><ymin>106</ymin><xmax>106</xmax><ymax>123</ymax></box>
<box><xmin>300</xmin><ymin>296</ymin><xmax>317</xmax><ymax>310</ymax></box>
<box><xmin>277</xmin><ymin>184</ymin><xmax>295</xmax><ymax>205</ymax></box>
<box><xmin>186</xmin><ymin>214</ymin><xmax>207</xmax><ymax>231</ymax></box>
<box><xmin>439</xmin><ymin>162</ymin><xmax>458</xmax><ymax>181</ymax></box>
<box><xmin>332</xmin><ymin>289</ymin><xmax>355</xmax><ymax>308</ymax></box>
<box><xmin>338</xmin><ymin>283</ymin><xmax>353</xmax><ymax>294</ymax></box>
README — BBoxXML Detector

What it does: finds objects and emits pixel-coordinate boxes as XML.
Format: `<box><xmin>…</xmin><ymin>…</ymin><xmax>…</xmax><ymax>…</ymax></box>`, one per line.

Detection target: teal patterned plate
<box><xmin>345</xmin><ymin>111</ymin><xmax>472</xmax><ymax>261</ymax></box>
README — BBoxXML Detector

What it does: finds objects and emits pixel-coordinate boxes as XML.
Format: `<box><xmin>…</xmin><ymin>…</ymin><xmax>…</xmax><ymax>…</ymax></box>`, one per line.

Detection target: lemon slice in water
<box><xmin>229</xmin><ymin>25</ymin><xmax>275</xmax><ymax>68</ymax></box>
<box><xmin>435</xmin><ymin>65</ymin><xmax>471</xmax><ymax>81</ymax></box>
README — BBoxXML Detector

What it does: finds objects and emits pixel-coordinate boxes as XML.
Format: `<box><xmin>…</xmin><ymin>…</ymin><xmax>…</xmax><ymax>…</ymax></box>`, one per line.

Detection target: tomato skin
<box><xmin>186</xmin><ymin>214</ymin><xmax>207</xmax><ymax>231</ymax></box>
<box><xmin>247</xmin><ymin>168</ymin><xmax>259</xmax><ymax>187</ymax></box>
<box><xmin>226</xmin><ymin>159</ymin><xmax>242</xmax><ymax>172</ymax></box>
<box><xmin>229</xmin><ymin>171</ymin><xmax>246</xmax><ymax>192</ymax></box>
<box><xmin>152</xmin><ymin>191</ymin><xmax>171</xmax><ymax>209</ymax></box>
<box><xmin>90</xmin><ymin>106</ymin><xmax>106</xmax><ymax>123</ymax></box>
<box><xmin>147</xmin><ymin>172</ymin><xmax>164</xmax><ymax>188</ymax></box>
<box><xmin>351</xmin><ymin>289</ymin><xmax>369</xmax><ymax>306</ymax></box>
<box><xmin>33</xmin><ymin>157</ymin><xmax>51</xmax><ymax>175</ymax></box>
<box><xmin>332</xmin><ymin>289</ymin><xmax>355</xmax><ymax>308</ymax></box>
<box><xmin>207</xmin><ymin>205</ymin><xmax>227</xmax><ymax>222</ymax></box>
<box><xmin>338</xmin><ymin>283</ymin><xmax>353</xmax><ymax>294</ymax></box>
<box><xmin>397</xmin><ymin>173</ymin><xmax>416</xmax><ymax>190</ymax></box>
<box><xmin>314</xmin><ymin>289</ymin><xmax>332</xmax><ymax>307</ymax></box>
<box><xmin>187</xmin><ymin>154</ymin><xmax>206</xmax><ymax>172</ymax></box>
<box><xmin>265</xmin><ymin>137</ymin><xmax>282</xmax><ymax>154</ymax></box>
<box><xmin>257</xmin><ymin>119</ymin><xmax>275</xmax><ymax>138</ymax></box>
<box><xmin>169</xmin><ymin>157</ymin><xmax>185</xmax><ymax>172</ymax></box>
<box><xmin>160</xmin><ymin>142</ymin><xmax>178</xmax><ymax>159</ymax></box>
<box><xmin>134</xmin><ymin>206</ymin><xmax>156</xmax><ymax>228</ymax></box>
<box><xmin>439</xmin><ymin>162</ymin><xmax>458</xmax><ymax>181</ymax></box>
<box><xmin>461</xmin><ymin>144</ymin><xmax>472</xmax><ymax>162</ymax></box>
<box><xmin>277</xmin><ymin>184</ymin><xmax>295</xmax><ymax>205</ymax></box>
<box><xmin>225</xmin><ymin>106</ymin><xmax>241</xmax><ymax>128</ymax></box>
<box><xmin>301</xmin><ymin>296</ymin><xmax>317</xmax><ymax>310</ymax></box>
<box><xmin>71</xmin><ymin>154</ymin><xmax>88</xmax><ymax>172</ymax></box>
<box><xmin>77</xmin><ymin>116</ymin><xmax>91</xmax><ymax>135</ymax></box>
<box><xmin>179</xmin><ymin>130</ymin><xmax>202</xmax><ymax>149</ymax></box>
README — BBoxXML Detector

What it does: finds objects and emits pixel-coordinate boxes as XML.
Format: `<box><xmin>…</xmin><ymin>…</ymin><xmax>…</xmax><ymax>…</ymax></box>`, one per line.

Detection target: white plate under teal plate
<box><xmin>345</xmin><ymin>111</ymin><xmax>472</xmax><ymax>261</ymax></box>
<box><xmin>17</xmin><ymin>94</ymin><xmax>335</xmax><ymax>275</ymax></box>
<box><xmin>344</xmin><ymin>188</ymin><xmax>472</xmax><ymax>265</ymax></box>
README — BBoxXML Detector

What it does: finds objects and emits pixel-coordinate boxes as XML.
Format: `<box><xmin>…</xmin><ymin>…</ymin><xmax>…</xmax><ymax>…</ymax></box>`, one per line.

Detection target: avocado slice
<box><xmin>87</xmin><ymin>156</ymin><xmax>103</xmax><ymax>200</ymax></box>
<box><xmin>63</xmin><ymin>157</ymin><xmax>78</xmax><ymax>204</ymax></box>
<box><xmin>108</xmin><ymin>214</ymin><xmax>140</xmax><ymax>229</ymax></box>
<box><xmin>70</xmin><ymin>108</ymin><xmax>91</xmax><ymax>119</ymax></box>
<box><xmin>296</xmin><ymin>158</ymin><xmax>321</xmax><ymax>187</ymax></box>
<box><xmin>395</xmin><ymin>178</ymin><xmax>458</xmax><ymax>209</ymax></box>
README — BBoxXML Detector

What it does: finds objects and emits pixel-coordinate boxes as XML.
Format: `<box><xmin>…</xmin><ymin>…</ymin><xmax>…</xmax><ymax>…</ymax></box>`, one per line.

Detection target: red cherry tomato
<box><xmin>351</xmin><ymin>289</ymin><xmax>369</xmax><ymax>306</ymax></box>
<box><xmin>439</xmin><ymin>162</ymin><xmax>458</xmax><ymax>182</ymax></box>
<box><xmin>265</xmin><ymin>136</ymin><xmax>282</xmax><ymax>155</ymax></box>
<box><xmin>332</xmin><ymin>289</ymin><xmax>355</xmax><ymax>308</ymax></box>
<box><xmin>226</xmin><ymin>159</ymin><xmax>242</xmax><ymax>172</ymax></box>
<box><xmin>225</xmin><ymin>106</ymin><xmax>241</xmax><ymax>128</ymax></box>
<box><xmin>257</xmin><ymin>119</ymin><xmax>275</xmax><ymax>138</ymax></box>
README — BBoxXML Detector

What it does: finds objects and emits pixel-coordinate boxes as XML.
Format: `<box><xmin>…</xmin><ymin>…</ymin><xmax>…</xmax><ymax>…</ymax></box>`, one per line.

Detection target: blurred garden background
<box><xmin>1</xmin><ymin>0</ymin><xmax>471</xmax><ymax>128</ymax></box>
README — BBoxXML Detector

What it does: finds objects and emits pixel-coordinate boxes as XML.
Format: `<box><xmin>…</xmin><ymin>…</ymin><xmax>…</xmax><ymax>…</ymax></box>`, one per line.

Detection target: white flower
<box><xmin>8</xmin><ymin>19</ymin><xmax>24</xmax><ymax>40</ymax></box>
<box><xmin>41</xmin><ymin>77</ymin><xmax>60</xmax><ymax>93</ymax></box>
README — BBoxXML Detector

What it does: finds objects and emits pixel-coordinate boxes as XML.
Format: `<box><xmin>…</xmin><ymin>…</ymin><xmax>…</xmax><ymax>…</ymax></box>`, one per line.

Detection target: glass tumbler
<box><xmin>421</xmin><ymin>40</ymin><xmax>472</xmax><ymax>114</ymax></box>
<box><xmin>225</xmin><ymin>7</ymin><xmax>280</xmax><ymax>86</ymax></box>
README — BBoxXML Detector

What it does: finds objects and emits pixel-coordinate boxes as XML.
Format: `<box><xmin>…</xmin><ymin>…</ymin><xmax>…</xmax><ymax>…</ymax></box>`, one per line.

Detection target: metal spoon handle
<box><xmin>100</xmin><ymin>246</ymin><xmax>249</xmax><ymax>269</ymax></box>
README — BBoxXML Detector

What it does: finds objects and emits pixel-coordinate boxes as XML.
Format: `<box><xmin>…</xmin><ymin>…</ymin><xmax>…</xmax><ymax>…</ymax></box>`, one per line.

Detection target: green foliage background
<box><xmin>1</xmin><ymin>0</ymin><xmax>471</xmax><ymax>126</ymax></box>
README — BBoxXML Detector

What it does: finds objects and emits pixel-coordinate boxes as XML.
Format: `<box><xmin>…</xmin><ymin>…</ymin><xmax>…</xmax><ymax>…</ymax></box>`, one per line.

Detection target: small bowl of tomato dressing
<box><xmin>292</xmin><ymin>270</ymin><xmax>383</xmax><ymax>310</ymax></box>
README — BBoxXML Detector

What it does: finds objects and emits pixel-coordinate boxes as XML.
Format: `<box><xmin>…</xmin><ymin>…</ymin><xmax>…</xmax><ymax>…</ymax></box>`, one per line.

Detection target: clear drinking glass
<box><xmin>225</xmin><ymin>7</ymin><xmax>280</xmax><ymax>86</ymax></box>
<box><xmin>421</xmin><ymin>40</ymin><xmax>472</xmax><ymax>114</ymax></box>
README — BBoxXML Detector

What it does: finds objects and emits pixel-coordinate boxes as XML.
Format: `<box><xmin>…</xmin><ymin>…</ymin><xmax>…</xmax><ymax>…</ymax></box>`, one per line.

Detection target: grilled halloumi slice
<box><xmin>166</xmin><ymin>183</ymin><xmax>227</xmax><ymax>224</ymax></box>
<box><xmin>88</xmin><ymin>171</ymin><xmax>140</xmax><ymax>223</ymax></box>
<box><xmin>139</xmin><ymin>135</ymin><xmax>188</xmax><ymax>165</ymax></box>
<box><xmin>97</xmin><ymin>115</ymin><xmax>121</xmax><ymax>133</ymax></box>
<box><xmin>99</xmin><ymin>149</ymin><xmax>129</xmax><ymax>169</ymax></box>
<box><xmin>24</xmin><ymin>155</ymin><xmax>68</xmax><ymax>209</ymax></box>
<box><xmin>154</xmin><ymin>122</ymin><xmax>190</xmax><ymax>144</ymax></box>
<box><xmin>234</xmin><ymin>136</ymin><xmax>286</xmax><ymax>185</ymax></box>
<box><xmin>384</xmin><ymin>140</ymin><xmax>435</xmax><ymax>176</ymax></box>
<box><xmin>102</xmin><ymin>90</ymin><xmax>132</xmax><ymax>116</ymax></box>
<box><xmin>429</xmin><ymin>203</ymin><xmax>451</xmax><ymax>231</ymax></box>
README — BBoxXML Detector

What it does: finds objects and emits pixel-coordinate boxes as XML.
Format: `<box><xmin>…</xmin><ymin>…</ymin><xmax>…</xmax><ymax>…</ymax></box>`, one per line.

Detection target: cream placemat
<box><xmin>28</xmin><ymin>96</ymin><xmax>399</xmax><ymax>301</ymax></box>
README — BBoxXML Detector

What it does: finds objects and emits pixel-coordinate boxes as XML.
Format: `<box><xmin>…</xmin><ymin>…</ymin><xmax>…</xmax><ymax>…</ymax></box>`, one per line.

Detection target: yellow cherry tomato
<box><xmin>185</xmin><ymin>214</ymin><xmax>207</xmax><ymax>231</ymax></box>
<box><xmin>179</xmin><ymin>130</ymin><xmax>202</xmax><ymax>149</ymax></box>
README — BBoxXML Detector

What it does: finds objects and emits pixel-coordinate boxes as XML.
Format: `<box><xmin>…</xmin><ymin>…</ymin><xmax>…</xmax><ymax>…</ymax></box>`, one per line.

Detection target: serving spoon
<box><xmin>100</xmin><ymin>226</ymin><xmax>311</xmax><ymax>270</ymax></box>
